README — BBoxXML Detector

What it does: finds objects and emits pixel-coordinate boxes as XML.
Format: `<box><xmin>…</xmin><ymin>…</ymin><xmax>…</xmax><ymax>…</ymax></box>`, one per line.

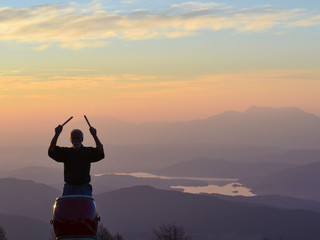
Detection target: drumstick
<box><xmin>62</xmin><ymin>116</ymin><xmax>73</xmax><ymax>127</ymax></box>
<box><xmin>84</xmin><ymin>115</ymin><xmax>92</xmax><ymax>128</ymax></box>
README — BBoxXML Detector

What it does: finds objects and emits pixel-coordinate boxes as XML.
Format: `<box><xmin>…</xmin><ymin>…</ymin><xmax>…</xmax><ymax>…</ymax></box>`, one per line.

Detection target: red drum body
<box><xmin>52</xmin><ymin>195</ymin><xmax>99</xmax><ymax>239</ymax></box>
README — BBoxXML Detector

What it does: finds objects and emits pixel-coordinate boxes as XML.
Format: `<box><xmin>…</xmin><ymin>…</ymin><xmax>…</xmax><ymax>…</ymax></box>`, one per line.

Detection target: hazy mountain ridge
<box><xmin>0</xmin><ymin>166</ymin><xmax>208</xmax><ymax>194</ymax></box>
<box><xmin>1</xmin><ymin>106</ymin><xmax>320</xmax><ymax>239</ymax></box>
<box><xmin>91</xmin><ymin>106</ymin><xmax>320</xmax><ymax>148</ymax></box>
<box><xmin>242</xmin><ymin>148</ymin><xmax>320</xmax><ymax>164</ymax></box>
<box><xmin>91</xmin><ymin>143</ymin><xmax>283</xmax><ymax>173</ymax></box>
<box><xmin>2</xmin><ymin>106</ymin><xmax>320</xmax><ymax>173</ymax></box>
<box><xmin>242</xmin><ymin>161</ymin><xmax>320</xmax><ymax>201</ymax></box>
<box><xmin>208</xmin><ymin>193</ymin><xmax>320</xmax><ymax>213</ymax></box>
<box><xmin>0</xmin><ymin>178</ymin><xmax>58</xmax><ymax>240</ymax></box>
<box><xmin>0</xmin><ymin>214</ymin><xmax>51</xmax><ymax>240</ymax></box>
<box><xmin>2</xmin><ymin>179</ymin><xmax>320</xmax><ymax>239</ymax></box>
<box><xmin>0</xmin><ymin>143</ymin><xmax>283</xmax><ymax>172</ymax></box>
<box><xmin>0</xmin><ymin>178</ymin><xmax>59</xmax><ymax>214</ymax></box>
<box><xmin>154</xmin><ymin>157</ymin><xmax>293</xmax><ymax>179</ymax></box>
<box><xmin>95</xmin><ymin>185</ymin><xmax>320</xmax><ymax>240</ymax></box>
<box><xmin>4</xmin><ymin>106</ymin><xmax>320</xmax><ymax>149</ymax></box>
<box><xmin>0</xmin><ymin>166</ymin><xmax>63</xmax><ymax>185</ymax></box>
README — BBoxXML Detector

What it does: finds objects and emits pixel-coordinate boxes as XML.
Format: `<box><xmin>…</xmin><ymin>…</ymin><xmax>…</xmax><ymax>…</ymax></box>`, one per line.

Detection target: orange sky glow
<box><xmin>0</xmin><ymin>1</ymin><xmax>319</xmax><ymax>137</ymax></box>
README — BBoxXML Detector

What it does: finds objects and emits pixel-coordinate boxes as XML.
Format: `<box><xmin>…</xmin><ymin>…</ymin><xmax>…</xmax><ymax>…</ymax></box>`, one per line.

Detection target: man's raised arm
<box><xmin>49</xmin><ymin>125</ymin><xmax>63</xmax><ymax>153</ymax></box>
<box><xmin>89</xmin><ymin>127</ymin><xmax>104</xmax><ymax>153</ymax></box>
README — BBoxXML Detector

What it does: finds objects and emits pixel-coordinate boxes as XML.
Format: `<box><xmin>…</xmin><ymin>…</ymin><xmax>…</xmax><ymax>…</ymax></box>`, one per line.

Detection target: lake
<box><xmin>95</xmin><ymin>172</ymin><xmax>256</xmax><ymax>197</ymax></box>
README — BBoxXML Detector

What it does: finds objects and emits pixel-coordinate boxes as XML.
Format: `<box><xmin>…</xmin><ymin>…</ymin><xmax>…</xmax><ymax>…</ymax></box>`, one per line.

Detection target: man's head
<box><xmin>70</xmin><ymin>129</ymin><xmax>83</xmax><ymax>149</ymax></box>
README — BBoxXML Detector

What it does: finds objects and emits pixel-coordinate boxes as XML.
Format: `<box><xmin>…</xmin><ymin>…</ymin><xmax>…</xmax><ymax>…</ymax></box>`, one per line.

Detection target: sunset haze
<box><xmin>0</xmin><ymin>0</ymin><xmax>319</xmax><ymax>135</ymax></box>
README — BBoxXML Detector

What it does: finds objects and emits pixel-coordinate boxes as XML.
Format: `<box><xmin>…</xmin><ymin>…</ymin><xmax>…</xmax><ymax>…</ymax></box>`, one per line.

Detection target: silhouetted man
<box><xmin>48</xmin><ymin>124</ymin><xmax>104</xmax><ymax>196</ymax></box>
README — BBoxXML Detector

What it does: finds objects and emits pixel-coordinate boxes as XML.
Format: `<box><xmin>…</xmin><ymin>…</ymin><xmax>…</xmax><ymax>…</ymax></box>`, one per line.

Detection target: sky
<box><xmin>0</xmin><ymin>0</ymin><xmax>320</xmax><ymax>130</ymax></box>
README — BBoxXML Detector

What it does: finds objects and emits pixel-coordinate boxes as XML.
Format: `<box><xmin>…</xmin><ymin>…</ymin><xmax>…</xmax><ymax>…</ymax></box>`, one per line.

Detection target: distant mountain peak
<box><xmin>208</xmin><ymin>110</ymin><xmax>242</xmax><ymax>119</ymax></box>
<box><xmin>245</xmin><ymin>106</ymin><xmax>308</xmax><ymax>115</ymax></box>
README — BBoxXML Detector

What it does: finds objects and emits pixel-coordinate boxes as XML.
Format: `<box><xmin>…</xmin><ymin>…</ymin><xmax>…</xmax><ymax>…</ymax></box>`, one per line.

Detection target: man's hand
<box><xmin>50</xmin><ymin>125</ymin><xmax>62</xmax><ymax>153</ymax></box>
<box><xmin>55</xmin><ymin>125</ymin><xmax>63</xmax><ymax>135</ymax></box>
<box><xmin>89</xmin><ymin>126</ymin><xmax>103</xmax><ymax>152</ymax></box>
<box><xmin>89</xmin><ymin>127</ymin><xmax>97</xmax><ymax>136</ymax></box>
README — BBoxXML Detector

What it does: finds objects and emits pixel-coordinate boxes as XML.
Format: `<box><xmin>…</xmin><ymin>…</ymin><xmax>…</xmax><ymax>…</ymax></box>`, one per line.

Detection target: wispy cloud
<box><xmin>0</xmin><ymin>73</ymin><xmax>172</xmax><ymax>92</ymax></box>
<box><xmin>289</xmin><ymin>14</ymin><xmax>320</xmax><ymax>27</ymax></box>
<box><xmin>0</xmin><ymin>2</ymin><xmax>318</xmax><ymax>49</ymax></box>
<box><xmin>0</xmin><ymin>69</ymin><xmax>23</xmax><ymax>75</ymax></box>
<box><xmin>1</xmin><ymin>70</ymin><xmax>319</xmax><ymax>94</ymax></box>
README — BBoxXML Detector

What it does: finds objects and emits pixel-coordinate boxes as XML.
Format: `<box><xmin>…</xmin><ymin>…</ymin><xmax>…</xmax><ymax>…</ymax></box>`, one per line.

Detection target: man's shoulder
<box><xmin>48</xmin><ymin>146</ymin><xmax>72</xmax><ymax>161</ymax></box>
<box><xmin>82</xmin><ymin>146</ymin><xmax>104</xmax><ymax>156</ymax></box>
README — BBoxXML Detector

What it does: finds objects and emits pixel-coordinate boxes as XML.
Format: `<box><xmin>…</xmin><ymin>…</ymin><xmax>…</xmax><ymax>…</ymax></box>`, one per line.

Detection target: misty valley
<box><xmin>2</xmin><ymin>107</ymin><xmax>320</xmax><ymax>239</ymax></box>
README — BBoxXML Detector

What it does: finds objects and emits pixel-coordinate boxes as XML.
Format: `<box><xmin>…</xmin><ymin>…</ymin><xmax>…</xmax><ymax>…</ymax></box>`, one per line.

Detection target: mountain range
<box><xmin>2</xmin><ymin>178</ymin><xmax>320</xmax><ymax>240</ymax></box>
<box><xmin>242</xmin><ymin>161</ymin><xmax>320</xmax><ymax>201</ymax></box>
<box><xmin>81</xmin><ymin>106</ymin><xmax>320</xmax><ymax>149</ymax></box>
<box><xmin>208</xmin><ymin>193</ymin><xmax>320</xmax><ymax>213</ymax></box>
<box><xmin>0</xmin><ymin>214</ymin><xmax>51</xmax><ymax>240</ymax></box>
<box><xmin>3</xmin><ymin>106</ymin><xmax>320</xmax><ymax>149</ymax></box>
<box><xmin>5</xmin><ymin>156</ymin><xmax>320</xmax><ymax>202</ymax></box>
<box><xmin>153</xmin><ymin>157</ymin><xmax>293</xmax><ymax>179</ymax></box>
<box><xmin>1</xmin><ymin>106</ymin><xmax>320</xmax><ymax>239</ymax></box>
<box><xmin>2</xmin><ymin>106</ymin><xmax>320</xmax><ymax>173</ymax></box>
<box><xmin>96</xmin><ymin>185</ymin><xmax>320</xmax><ymax>240</ymax></box>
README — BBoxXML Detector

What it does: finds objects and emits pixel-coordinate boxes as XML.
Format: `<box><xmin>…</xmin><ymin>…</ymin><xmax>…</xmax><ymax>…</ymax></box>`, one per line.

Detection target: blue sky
<box><xmin>1</xmin><ymin>0</ymin><xmax>319</xmax><ymax>72</ymax></box>
<box><xmin>1</xmin><ymin>0</ymin><xmax>319</xmax><ymax>8</ymax></box>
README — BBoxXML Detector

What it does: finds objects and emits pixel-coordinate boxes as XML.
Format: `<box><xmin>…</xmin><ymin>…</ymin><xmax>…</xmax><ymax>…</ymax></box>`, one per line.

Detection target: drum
<box><xmin>52</xmin><ymin>195</ymin><xmax>100</xmax><ymax>239</ymax></box>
